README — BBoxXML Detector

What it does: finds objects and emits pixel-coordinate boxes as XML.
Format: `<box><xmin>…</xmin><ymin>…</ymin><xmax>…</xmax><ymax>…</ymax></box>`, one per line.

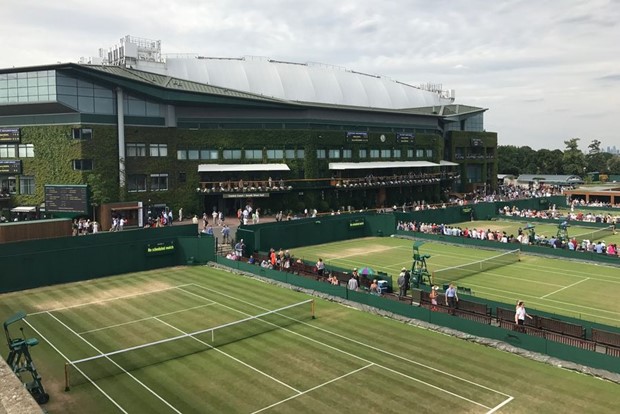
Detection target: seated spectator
<box><xmin>370</xmin><ymin>279</ymin><xmax>379</xmax><ymax>295</ymax></box>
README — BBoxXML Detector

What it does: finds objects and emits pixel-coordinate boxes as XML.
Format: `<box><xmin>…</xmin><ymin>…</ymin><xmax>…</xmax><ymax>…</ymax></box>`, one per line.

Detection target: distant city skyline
<box><xmin>1</xmin><ymin>1</ymin><xmax>618</xmax><ymax>151</ymax></box>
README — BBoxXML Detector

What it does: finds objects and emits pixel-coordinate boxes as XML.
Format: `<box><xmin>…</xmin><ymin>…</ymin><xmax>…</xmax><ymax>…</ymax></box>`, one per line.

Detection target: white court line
<box><xmin>541</xmin><ymin>278</ymin><xmax>591</xmax><ymax>299</ymax></box>
<box><xmin>23</xmin><ymin>317</ymin><xmax>129</xmax><ymax>414</ymax></box>
<box><xmin>487</xmin><ymin>396</ymin><xmax>515</xmax><ymax>414</ymax></box>
<box><xmin>181</xmin><ymin>285</ymin><xmax>497</xmax><ymax>409</ymax></box>
<box><xmin>251</xmin><ymin>363</ymin><xmax>374</xmax><ymax>414</ymax></box>
<box><xmin>46</xmin><ymin>312</ymin><xmax>183</xmax><ymax>414</ymax></box>
<box><xmin>153</xmin><ymin>316</ymin><xmax>302</xmax><ymax>394</ymax></box>
<box><xmin>30</xmin><ymin>284</ymin><xmax>194</xmax><ymax>315</ymax></box>
<box><xmin>79</xmin><ymin>302</ymin><xmax>217</xmax><ymax>334</ymax></box>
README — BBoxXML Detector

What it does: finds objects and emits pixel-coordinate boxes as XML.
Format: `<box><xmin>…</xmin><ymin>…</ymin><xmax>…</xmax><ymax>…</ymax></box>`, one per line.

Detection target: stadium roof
<box><xmin>328</xmin><ymin>161</ymin><xmax>439</xmax><ymax>170</ymax></box>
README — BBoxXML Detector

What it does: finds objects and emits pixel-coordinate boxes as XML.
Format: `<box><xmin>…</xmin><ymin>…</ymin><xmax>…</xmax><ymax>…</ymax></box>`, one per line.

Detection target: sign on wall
<box><xmin>44</xmin><ymin>185</ymin><xmax>89</xmax><ymax>213</ymax></box>
<box><xmin>0</xmin><ymin>160</ymin><xmax>22</xmax><ymax>174</ymax></box>
<box><xmin>0</xmin><ymin>128</ymin><xmax>21</xmax><ymax>143</ymax></box>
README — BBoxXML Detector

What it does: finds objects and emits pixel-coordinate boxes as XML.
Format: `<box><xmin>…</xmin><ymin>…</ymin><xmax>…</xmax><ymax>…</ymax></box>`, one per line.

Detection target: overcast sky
<box><xmin>2</xmin><ymin>0</ymin><xmax>619</xmax><ymax>151</ymax></box>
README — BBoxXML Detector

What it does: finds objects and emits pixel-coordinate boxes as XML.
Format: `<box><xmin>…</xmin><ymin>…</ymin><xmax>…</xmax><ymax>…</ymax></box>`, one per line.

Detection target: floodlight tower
<box><xmin>4</xmin><ymin>312</ymin><xmax>49</xmax><ymax>404</ymax></box>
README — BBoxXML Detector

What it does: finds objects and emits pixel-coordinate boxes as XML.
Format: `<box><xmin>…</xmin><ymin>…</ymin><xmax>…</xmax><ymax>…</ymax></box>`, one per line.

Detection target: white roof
<box><xmin>329</xmin><ymin>161</ymin><xmax>439</xmax><ymax>170</ymax></box>
<box><xmin>11</xmin><ymin>206</ymin><xmax>37</xmax><ymax>213</ymax></box>
<box><xmin>439</xmin><ymin>160</ymin><xmax>459</xmax><ymax>166</ymax></box>
<box><xmin>198</xmin><ymin>163</ymin><xmax>290</xmax><ymax>173</ymax></box>
<box><xmin>146</xmin><ymin>57</ymin><xmax>453</xmax><ymax>110</ymax></box>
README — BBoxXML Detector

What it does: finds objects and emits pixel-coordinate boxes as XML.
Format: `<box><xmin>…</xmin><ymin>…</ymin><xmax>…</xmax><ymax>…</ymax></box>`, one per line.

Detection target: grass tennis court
<box><xmin>293</xmin><ymin>237</ymin><xmax>620</xmax><ymax>327</ymax></box>
<box><xmin>1</xmin><ymin>266</ymin><xmax>619</xmax><ymax>413</ymax></box>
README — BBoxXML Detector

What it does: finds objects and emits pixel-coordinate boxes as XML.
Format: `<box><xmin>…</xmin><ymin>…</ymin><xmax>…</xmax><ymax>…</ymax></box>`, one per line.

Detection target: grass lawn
<box><xmin>1</xmin><ymin>266</ymin><xmax>619</xmax><ymax>413</ymax></box>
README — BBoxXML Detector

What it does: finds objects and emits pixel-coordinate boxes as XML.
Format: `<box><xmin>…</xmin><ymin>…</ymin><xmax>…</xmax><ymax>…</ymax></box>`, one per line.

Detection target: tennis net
<box><xmin>432</xmin><ymin>249</ymin><xmax>520</xmax><ymax>286</ymax></box>
<box><xmin>572</xmin><ymin>225</ymin><xmax>614</xmax><ymax>242</ymax></box>
<box><xmin>64</xmin><ymin>299</ymin><xmax>314</xmax><ymax>389</ymax></box>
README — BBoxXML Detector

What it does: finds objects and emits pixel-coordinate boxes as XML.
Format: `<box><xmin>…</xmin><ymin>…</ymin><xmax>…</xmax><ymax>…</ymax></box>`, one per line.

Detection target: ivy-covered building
<box><xmin>0</xmin><ymin>40</ymin><xmax>497</xmax><ymax>220</ymax></box>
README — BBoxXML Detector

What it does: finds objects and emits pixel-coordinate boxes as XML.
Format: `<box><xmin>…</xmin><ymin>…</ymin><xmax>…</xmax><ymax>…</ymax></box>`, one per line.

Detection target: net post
<box><xmin>311</xmin><ymin>299</ymin><xmax>315</xmax><ymax>319</ymax></box>
<box><xmin>64</xmin><ymin>362</ymin><xmax>70</xmax><ymax>392</ymax></box>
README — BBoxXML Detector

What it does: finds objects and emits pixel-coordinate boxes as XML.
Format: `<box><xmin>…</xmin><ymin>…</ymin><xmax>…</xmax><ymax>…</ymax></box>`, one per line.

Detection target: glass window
<box><xmin>0</xmin><ymin>144</ymin><xmax>16</xmax><ymax>158</ymax></box>
<box><xmin>223</xmin><ymin>149</ymin><xmax>241</xmax><ymax>160</ymax></box>
<box><xmin>177</xmin><ymin>149</ymin><xmax>187</xmax><ymax>160</ymax></box>
<box><xmin>72</xmin><ymin>159</ymin><xmax>93</xmax><ymax>170</ymax></box>
<box><xmin>150</xmin><ymin>173</ymin><xmax>168</xmax><ymax>191</ymax></box>
<box><xmin>19</xmin><ymin>176</ymin><xmax>35</xmax><ymax>195</ymax></box>
<box><xmin>297</xmin><ymin>149</ymin><xmax>305</xmax><ymax>159</ymax></box>
<box><xmin>359</xmin><ymin>149</ymin><xmax>367</xmax><ymax>158</ymax></box>
<box><xmin>407</xmin><ymin>149</ymin><xmax>414</xmax><ymax>158</ymax></box>
<box><xmin>200</xmin><ymin>149</ymin><xmax>218</xmax><ymax>160</ymax></box>
<box><xmin>149</xmin><ymin>144</ymin><xmax>167</xmax><ymax>157</ymax></box>
<box><xmin>342</xmin><ymin>149</ymin><xmax>352</xmax><ymax>159</ymax></box>
<box><xmin>267</xmin><ymin>149</ymin><xmax>284</xmax><ymax>159</ymax></box>
<box><xmin>316</xmin><ymin>149</ymin><xmax>326</xmax><ymax>159</ymax></box>
<box><xmin>127</xmin><ymin>143</ymin><xmax>146</xmax><ymax>157</ymax></box>
<box><xmin>328</xmin><ymin>149</ymin><xmax>340</xmax><ymax>159</ymax></box>
<box><xmin>380</xmin><ymin>149</ymin><xmax>391</xmax><ymax>158</ymax></box>
<box><xmin>416</xmin><ymin>149</ymin><xmax>424</xmax><ymax>158</ymax></box>
<box><xmin>393</xmin><ymin>149</ymin><xmax>401</xmax><ymax>158</ymax></box>
<box><xmin>188</xmin><ymin>149</ymin><xmax>199</xmax><ymax>160</ymax></box>
<box><xmin>18</xmin><ymin>144</ymin><xmax>34</xmax><ymax>157</ymax></box>
<box><xmin>285</xmin><ymin>149</ymin><xmax>296</xmax><ymax>159</ymax></box>
<box><xmin>426</xmin><ymin>149</ymin><xmax>433</xmax><ymax>158</ymax></box>
<box><xmin>245</xmin><ymin>149</ymin><xmax>263</xmax><ymax>160</ymax></box>
<box><xmin>72</xmin><ymin>128</ymin><xmax>92</xmax><ymax>140</ymax></box>
<box><xmin>370</xmin><ymin>149</ymin><xmax>380</xmax><ymax>158</ymax></box>
<box><xmin>127</xmin><ymin>174</ymin><xmax>147</xmax><ymax>192</ymax></box>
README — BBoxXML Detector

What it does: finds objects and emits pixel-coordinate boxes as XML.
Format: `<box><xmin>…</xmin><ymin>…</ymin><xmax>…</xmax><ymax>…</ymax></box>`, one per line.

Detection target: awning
<box><xmin>11</xmin><ymin>206</ymin><xmax>37</xmax><ymax>213</ymax></box>
<box><xmin>111</xmin><ymin>206</ymin><xmax>142</xmax><ymax>211</ymax></box>
<box><xmin>328</xmin><ymin>161</ymin><xmax>439</xmax><ymax>170</ymax></box>
<box><xmin>439</xmin><ymin>160</ymin><xmax>459</xmax><ymax>166</ymax></box>
<box><xmin>198</xmin><ymin>163</ymin><xmax>290</xmax><ymax>173</ymax></box>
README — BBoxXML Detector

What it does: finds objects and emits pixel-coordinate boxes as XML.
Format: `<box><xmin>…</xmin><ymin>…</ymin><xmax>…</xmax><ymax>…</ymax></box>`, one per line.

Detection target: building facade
<box><xmin>0</xmin><ymin>40</ymin><xmax>497</xmax><ymax>220</ymax></box>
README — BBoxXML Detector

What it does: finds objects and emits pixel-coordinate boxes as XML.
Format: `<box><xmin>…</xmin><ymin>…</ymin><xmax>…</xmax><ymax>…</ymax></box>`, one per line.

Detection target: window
<box><xmin>200</xmin><ymin>149</ymin><xmax>218</xmax><ymax>160</ymax></box>
<box><xmin>267</xmin><ymin>149</ymin><xmax>284</xmax><ymax>160</ymax></box>
<box><xmin>285</xmin><ymin>149</ymin><xmax>296</xmax><ymax>159</ymax></box>
<box><xmin>149</xmin><ymin>144</ymin><xmax>167</xmax><ymax>157</ymax></box>
<box><xmin>127</xmin><ymin>174</ymin><xmax>147</xmax><ymax>192</ymax></box>
<box><xmin>223</xmin><ymin>149</ymin><xmax>241</xmax><ymax>160</ymax></box>
<box><xmin>342</xmin><ymin>149</ymin><xmax>352</xmax><ymax>159</ymax></box>
<box><xmin>359</xmin><ymin>149</ymin><xmax>367</xmax><ymax>159</ymax></box>
<box><xmin>316</xmin><ymin>149</ymin><xmax>326</xmax><ymax>159</ymax></box>
<box><xmin>0</xmin><ymin>144</ymin><xmax>16</xmax><ymax>158</ymax></box>
<box><xmin>187</xmin><ymin>149</ymin><xmax>199</xmax><ymax>160</ymax></box>
<box><xmin>177</xmin><ymin>149</ymin><xmax>187</xmax><ymax>160</ymax></box>
<box><xmin>127</xmin><ymin>143</ymin><xmax>146</xmax><ymax>157</ymax></box>
<box><xmin>380</xmin><ymin>149</ymin><xmax>391</xmax><ymax>158</ymax></box>
<box><xmin>19</xmin><ymin>176</ymin><xmax>35</xmax><ymax>195</ymax></box>
<box><xmin>407</xmin><ymin>149</ymin><xmax>414</xmax><ymax>158</ymax></box>
<box><xmin>18</xmin><ymin>144</ymin><xmax>34</xmax><ymax>158</ymax></box>
<box><xmin>179</xmin><ymin>172</ymin><xmax>186</xmax><ymax>183</ymax></box>
<box><xmin>72</xmin><ymin>159</ymin><xmax>93</xmax><ymax>170</ymax></box>
<box><xmin>393</xmin><ymin>149</ymin><xmax>401</xmax><ymax>158</ymax></box>
<box><xmin>245</xmin><ymin>149</ymin><xmax>263</xmax><ymax>160</ymax></box>
<box><xmin>426</xmin><ymin>149</ymin><xmax>433</xmax><ymax>158</ymax></box>
<box><xmin>150</xmin><ymin>173</ymin><xmax>168</xmax><ymax>191</ymax></box>
<box><xmin>297</xmin><ymin>149</ymin><xmax>305</xmax><ymax>159</ymax></box>
<box><xmin>369</xmin><ymin>149</ymin><xmax>380</xmax><ymax>159</ymax></box>
<box><xmin>72</xmin><ymin>128</ymin><xmax>92</xmax><ymax>140</ymax></box>
<box><xmin>328</xmin><ymin>149</ymin><xmax>340</xmax><ymax>159</ymax></box>
<box><xmin>416</xmin><ymin>149</ymin><xmax>424</xmax><ymax>158</ymax></box>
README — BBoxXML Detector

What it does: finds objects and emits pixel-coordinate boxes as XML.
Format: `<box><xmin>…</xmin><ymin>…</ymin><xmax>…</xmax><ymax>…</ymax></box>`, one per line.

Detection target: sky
<box><xmin>1</xmin><ymin>0</ymin><xmax>619</xmax><ymax>152</ymax></box>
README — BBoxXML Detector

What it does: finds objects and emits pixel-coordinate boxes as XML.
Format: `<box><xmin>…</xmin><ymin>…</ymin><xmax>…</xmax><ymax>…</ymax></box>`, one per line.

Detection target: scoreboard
<box><xmin>44</xmin><ymin>185</ymin><xmax>89</xmax><ymax>213</ymax></box>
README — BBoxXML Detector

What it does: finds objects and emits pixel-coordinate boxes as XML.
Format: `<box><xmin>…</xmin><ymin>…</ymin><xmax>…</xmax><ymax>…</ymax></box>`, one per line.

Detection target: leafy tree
<box><xmin>607</xmin><ymin>155</ymin><xmax>620</xmax><ymax>175</ymax></box>
<box><xmin>586</xmin><ymin>139</ymin><xmax>613</xmax><ymax>173</ymax></box>
<box><xmin>562</xmin><ymin>138</ymin><xmax>587</xmax><ymax>175</ymax></box>
<box><xmin>536</xmin><ymin>149</ymin><xmax>564</xmax><ymax>174</ymax></box>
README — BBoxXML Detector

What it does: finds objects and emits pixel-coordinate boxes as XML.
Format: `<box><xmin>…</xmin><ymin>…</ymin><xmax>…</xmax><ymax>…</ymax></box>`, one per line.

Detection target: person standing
<box><xmin>347</xmin><ymin>274</ymin><xmax>359</xmax><ymax>291</ymax></box>
<box><xmin>221</xmin><ymin>224</ymin><xmax>230</xmax><ymax>244</ymax></box>
<box><xmin>445</xmin><ymin>284</ymin><xmax>458</xmax><ymax>314</ymax></box>
<box><xmin>429</xmin><ymin>286</ymin><xmax>439</xmax><ymax>311</ymax></box>
<box><xmin>167</xmin><ymin>209</ymin><xmax>173</xmax><ymax>226</ymax></box>
<box><xmin>178</xmin><ymin>207</ymin><xmax>183</xmax><ymax>222</ymax></box>
<box><xmin>515</xmin><ymin>300</ymin><xmax>533</xmax><ymax>330</ymax></box>
<box><xmin>397</xmin><ymin>268</ymin><xmax>407</xmax><ymax>299</ymax></box>
<box><xmin>316</xmin><ymin>258</ymin><xmax>325</xmax><ymax>276</ymax></box>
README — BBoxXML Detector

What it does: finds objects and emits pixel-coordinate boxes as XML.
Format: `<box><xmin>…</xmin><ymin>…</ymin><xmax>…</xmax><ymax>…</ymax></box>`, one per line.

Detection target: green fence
<box><xmin>0</xmin><ymin>224</ymin><xmax>212</xmax><ymax>293</ymax></box>
<box><xmin>217</xmin><ymin>256</ymin><xmax>620</xmax><ymax>374</ymax></box>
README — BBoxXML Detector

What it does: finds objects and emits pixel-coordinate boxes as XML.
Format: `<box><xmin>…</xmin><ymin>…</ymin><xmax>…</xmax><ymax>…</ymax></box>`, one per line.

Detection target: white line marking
<box><xmin>541</xmin><ymin>278</ymin><xmax>591</xmax><ymax>299</ymax></box>
<box><xmin>185</xmin><ymin>284</ymin><xmax>504</xmax><ymax>407</ymax></box>
<box><xmin>153</xmin><ymin>316</ymin><xmax>302</xmax><ymax>394</ymax></box>
<box><xmin>251</xmin><ymin>363</ymin><xmax>374</xmax><ymax>414</ymax></box>
<box><xmin>30</xmin><ymin>284</ymin><xmax>194</xmax><ymax>315</ymax></box>
<box><xmin>79</xmin><ymin>302</ymin><xmax>217</xmax><ymax>334</ymax></box>
<box><xmin>487</xmin><ymin>396</ymin><xmax>514</xmax><ymax>414</ymax></box>
<box><xmin>23</xmin><ymin>317</ymin><xmax>129</xmax><ymax>414</ymax></box>
<box><xmin>46</xmin><ymin>312</ymin><xmax>183</xmax><ymax>414</ymax></box>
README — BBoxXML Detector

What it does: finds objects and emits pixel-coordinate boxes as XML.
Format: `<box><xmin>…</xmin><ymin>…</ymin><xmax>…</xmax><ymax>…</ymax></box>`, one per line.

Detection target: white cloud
<box><xmin>0</xmin><ymin>0</ymin><xmax>619</xmax><ymax>151</ymax></box>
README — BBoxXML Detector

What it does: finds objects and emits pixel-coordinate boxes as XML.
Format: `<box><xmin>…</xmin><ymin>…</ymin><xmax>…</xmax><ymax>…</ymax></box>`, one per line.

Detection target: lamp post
<box><xmin>92</xmin><ymin>202</ymin><xmax>98</xmax><ymax>223</ymax></box>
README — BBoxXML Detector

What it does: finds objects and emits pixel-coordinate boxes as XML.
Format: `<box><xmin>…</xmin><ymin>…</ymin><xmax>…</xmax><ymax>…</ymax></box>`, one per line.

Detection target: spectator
<box><xmin>221</xmin><ymin>224</ymin><xmax>230</xmax><ymax>244</ymax></box>
<box><xmin>316</xmin><ymin>258</ymin><xmax>325</xmax><ymax>276</ymax></box>
<box><xmin>515</xmin><ymin>300</ymin><xmax>533</xmax><ymax>330</ymax></box>
<box><xmin>397</xmin><ymin>268</ymin><xmax>407</xmax><ymax>299</ymax></box>
<box><xmin>429</xmin><ymin>286</ymin><xmax>439</xmax><ymax>311</ymax></box>
<box><xmin>370</xmin><ymin>279</ymin><xmax>379</xmax><ymax>295</ymax></box>
<box><xmin>347</xmin><ymin>274</ymin><xmax>359</xmax><ymax>291</ymax></box>
<box><xmin>234</xmin><ymin>239</ymin><xmax>245</xmax><ymax>257</ymax></box>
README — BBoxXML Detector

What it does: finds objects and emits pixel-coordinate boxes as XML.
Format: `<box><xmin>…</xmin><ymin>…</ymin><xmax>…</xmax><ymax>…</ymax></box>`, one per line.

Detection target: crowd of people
<box><xmin>499</xmin><ymin>205</ymin><xmax>619</xmax><ymax>225</ymax></box>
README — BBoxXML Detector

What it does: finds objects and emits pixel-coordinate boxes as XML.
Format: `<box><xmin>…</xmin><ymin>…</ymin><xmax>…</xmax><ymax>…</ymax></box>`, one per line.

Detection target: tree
<box><xmin>562</xmin><ymin>138</ymin><xmax>587</xmax><ymax>175</ymax></box>
<box><xmin>586</xmin><ymin>139</ymin><xmax>613</xmax><ymax>173</ymax></box>
<box><xmin>536</xmin><ymin>149</ymin><xmax>564</xmax><ymax>174</ymax></box>
<box><xmin>607</xmin><ymin>155</ymin><xmax>620</xmax><ymax>175</ymax></box>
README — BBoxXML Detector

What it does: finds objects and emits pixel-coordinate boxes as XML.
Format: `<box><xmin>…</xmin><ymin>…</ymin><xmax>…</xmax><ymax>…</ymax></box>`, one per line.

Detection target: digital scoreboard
<box><xmin>44</xmin><ymin>185</ymin><xmax>88</xmax><ymax>213</ymax></box>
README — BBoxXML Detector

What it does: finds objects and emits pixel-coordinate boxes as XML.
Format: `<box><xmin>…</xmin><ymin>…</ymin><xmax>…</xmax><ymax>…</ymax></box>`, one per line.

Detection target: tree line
<box><xmin>498</xmin><ymin>138</ymin><xmax>620</xmax><ymax>177</ymax></box>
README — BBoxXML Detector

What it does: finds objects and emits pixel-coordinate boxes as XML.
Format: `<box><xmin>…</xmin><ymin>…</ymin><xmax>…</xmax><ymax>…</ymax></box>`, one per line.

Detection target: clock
<box><xmin>380</xmin><ymin>134</ymin><xmax>386</xmax><ymax>142</ymax></box>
